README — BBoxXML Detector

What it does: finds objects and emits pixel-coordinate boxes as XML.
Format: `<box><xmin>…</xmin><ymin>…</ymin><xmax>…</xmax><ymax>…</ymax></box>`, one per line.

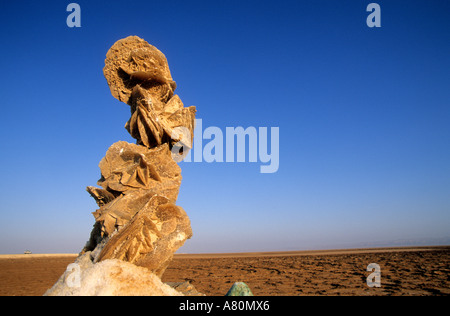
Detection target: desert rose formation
<box><xmin>45</xmin><ymin>36</ymin><xmax>197</xmax><ymax>296</ymax></box>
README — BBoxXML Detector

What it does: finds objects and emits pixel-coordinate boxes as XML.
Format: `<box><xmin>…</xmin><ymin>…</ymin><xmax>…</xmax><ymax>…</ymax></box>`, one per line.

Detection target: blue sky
<box><xmin>0</xmin><ymin>0</ymin><xmax>449</xmax><ymax>254</ymax></box>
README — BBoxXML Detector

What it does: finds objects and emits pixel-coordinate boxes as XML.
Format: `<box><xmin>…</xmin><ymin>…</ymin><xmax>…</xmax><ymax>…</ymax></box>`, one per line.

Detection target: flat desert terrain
<box><xmin>0</xmin><ymin>246</ymin><xmax>448</xmax><ymax>296</ymax></box>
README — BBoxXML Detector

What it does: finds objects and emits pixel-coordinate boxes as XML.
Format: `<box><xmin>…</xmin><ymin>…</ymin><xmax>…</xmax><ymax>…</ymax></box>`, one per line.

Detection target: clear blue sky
<box><xmin>0</xmin><ymin>0</ymin><xmax>449</xmax><ymax>254</ymax></box>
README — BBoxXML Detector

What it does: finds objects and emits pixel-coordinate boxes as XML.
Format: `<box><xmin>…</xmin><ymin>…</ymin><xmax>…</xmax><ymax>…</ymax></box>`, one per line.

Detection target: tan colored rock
<box><xmin>95</xmin><ymin>36</ymin><xmax>196</xmax><ymax>280</ymax></box>
<box><xmin>48</xmin><ymin>36</ymin><xmax>197</xmax><ymax>296</ymax></box>
<box><xmin>96</xmin><ymin>141</ymin><xmax>181</xmax><ymax>201</ymax></box>
<box><xmin>165</xmin><ymin>281</ymin><xmax>206</xmax><ymax>296</ymax></box>
<box><xmin>44</xmin><ymin>253</ymin><xmax>183</xmax><ymax>296</ymax></box>
<box><xmin>125</xmin><ymin>85</ymin><xmax>196</xmax><ymax>151</ymax></box>
<box><xmin>103</xmin><ymin>36</ymin><xmax>196</xmax><ymax>152</ymax></box>
<box><xmin>90</xmin><ymin>189</ymin><xmax>155</xmax><ymax>240</ymax></box>
<box><xmin>96</xmin><ymin>195</ymin><xmax>192</xmax><ymax>277</ymax></box>
<box><xmin>86</xmin><ymin>187</ymin><xmax>115</xmax><ymax>207</ymax></box>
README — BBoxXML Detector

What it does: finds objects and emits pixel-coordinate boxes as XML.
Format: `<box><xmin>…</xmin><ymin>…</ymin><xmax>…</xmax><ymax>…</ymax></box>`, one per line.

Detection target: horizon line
<box><xmin>1</xmin><ymin>245</ymin><xmax>448</xmax><ymax>259</ymax></box>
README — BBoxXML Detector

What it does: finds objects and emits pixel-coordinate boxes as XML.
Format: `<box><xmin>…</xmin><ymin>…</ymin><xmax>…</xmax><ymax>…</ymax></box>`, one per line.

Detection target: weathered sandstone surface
<box><xmin>45</xmin><ymin>36</ymin><xmax>197</xmax><ymax>296</ymax></box>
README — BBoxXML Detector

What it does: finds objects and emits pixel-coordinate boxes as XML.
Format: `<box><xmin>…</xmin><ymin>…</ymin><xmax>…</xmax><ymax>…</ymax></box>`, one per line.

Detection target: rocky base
<box><xmin>44</xmin><ymin>252</ymin><xmax>204</xmax><ymax>296</ymax></box>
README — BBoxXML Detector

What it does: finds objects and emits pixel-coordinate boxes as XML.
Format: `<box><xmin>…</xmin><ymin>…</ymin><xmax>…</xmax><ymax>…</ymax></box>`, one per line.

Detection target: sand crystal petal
<box><xmin>46</xmin><ymin>36</ymin><xmax>197</xmax><ymax>296</ymax></box>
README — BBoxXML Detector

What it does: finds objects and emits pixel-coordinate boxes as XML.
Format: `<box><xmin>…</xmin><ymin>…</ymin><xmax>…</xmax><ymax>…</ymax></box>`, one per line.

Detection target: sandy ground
<box><xmin>0</xmin><ymin>246</ymin><xmax>448</xmax><ymax>296</ymax></box>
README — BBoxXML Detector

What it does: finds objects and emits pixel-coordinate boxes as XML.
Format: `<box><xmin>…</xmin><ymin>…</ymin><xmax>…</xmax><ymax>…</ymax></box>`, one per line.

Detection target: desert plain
<box><xmin>0</xmin><ymin>246</ymin><xmax>448</xmax><ymax>296</ymax></box>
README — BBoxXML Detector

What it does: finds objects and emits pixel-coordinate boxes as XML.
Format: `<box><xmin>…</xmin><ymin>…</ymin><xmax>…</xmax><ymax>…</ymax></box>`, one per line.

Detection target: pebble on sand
<box><xmin>225</xmin><ymin>282</ymin><xmax>254</xmax><ymax>296</ymax></box>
